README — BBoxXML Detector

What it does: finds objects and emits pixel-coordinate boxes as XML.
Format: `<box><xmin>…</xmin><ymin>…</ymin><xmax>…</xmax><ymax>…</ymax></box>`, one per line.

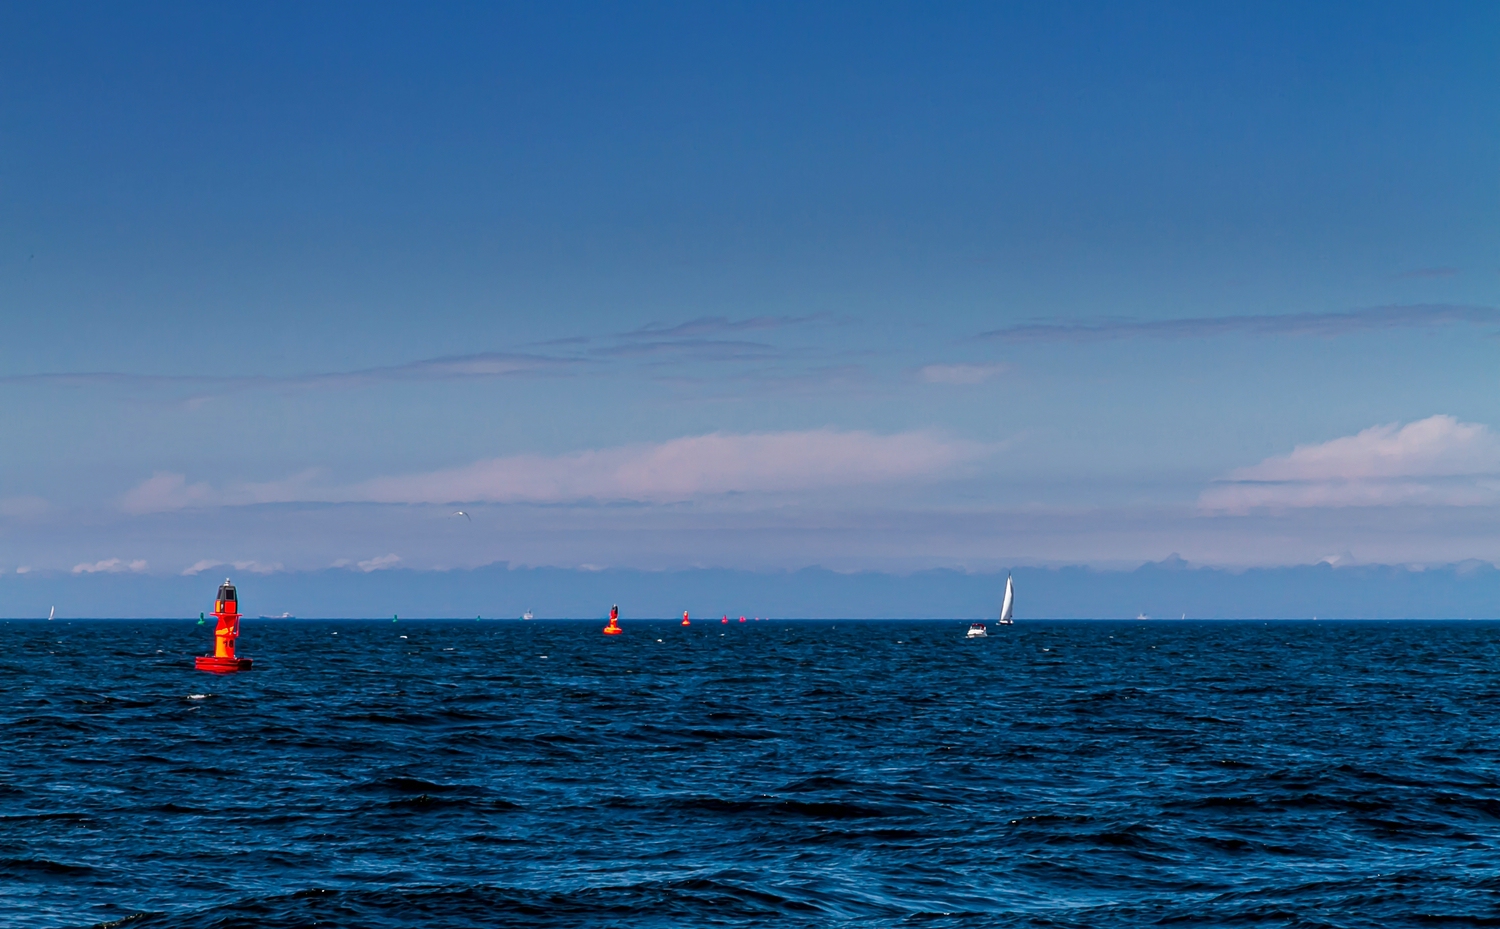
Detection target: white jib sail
<box><xmin>1000</xmin><ymin>575</ymin><xmax>1014</xmax><ymax>622</ymax></box>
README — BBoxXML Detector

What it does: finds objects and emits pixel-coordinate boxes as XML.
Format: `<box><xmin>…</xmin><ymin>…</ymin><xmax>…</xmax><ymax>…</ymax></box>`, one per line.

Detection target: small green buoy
<box><xmin>197</xmin><ymin>612</ymin><xmax>205</xmax><ymax>625</ymax></box>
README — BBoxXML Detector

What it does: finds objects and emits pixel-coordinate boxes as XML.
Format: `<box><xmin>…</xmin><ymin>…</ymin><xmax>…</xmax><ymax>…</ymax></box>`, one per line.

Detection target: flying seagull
<box><xmin>452</xmin><ymin>510</ymin><xmax>471</xmax><ymax>521</ymax></box>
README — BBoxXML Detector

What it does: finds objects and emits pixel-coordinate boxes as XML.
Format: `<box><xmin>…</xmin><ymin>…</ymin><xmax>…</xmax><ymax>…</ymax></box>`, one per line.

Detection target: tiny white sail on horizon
<box><xmin>48</xmin><ymin>606</ymin><xmax>54</xmax><ymax>622</ymax></box>
<box><xmin>999</xmin><ymin>574</ymin><xmax>1014</xmax><ymax>624</ymax></box>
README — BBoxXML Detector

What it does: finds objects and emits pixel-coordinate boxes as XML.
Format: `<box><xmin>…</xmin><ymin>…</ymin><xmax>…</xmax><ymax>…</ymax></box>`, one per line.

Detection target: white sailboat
<box><xmin>997</xmin><ymin>574</ymin><xmax>1014</xmax><ymax>625</ymax></box>
<box><xmin>47</xmin><ymin>606</ymin><xmax>54</xmax><ymax>622</ymax></box>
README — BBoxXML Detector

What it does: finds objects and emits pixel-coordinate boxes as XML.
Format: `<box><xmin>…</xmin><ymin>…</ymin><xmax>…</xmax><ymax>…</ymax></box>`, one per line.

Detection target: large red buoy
<box><xmin>194</xmin><ymin>579</ymin><xmax>253</xmax><ymax>673</ymax></box>
<box><xmin>603</xmin><ymin>604</ymin><xmax>623</xmax><ymax>635</ymax></box>
<box><xmin>682</xmin><ymin>610</ymin><xmax>690</xmax><ymax>626</ymax></box>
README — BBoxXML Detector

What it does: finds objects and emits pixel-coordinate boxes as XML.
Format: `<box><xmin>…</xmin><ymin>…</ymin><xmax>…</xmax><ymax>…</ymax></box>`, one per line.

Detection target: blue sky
<box><xmin>2</xmin><ymin>2</ymin><xmax>1498</xmax><ymax>594</ymax></box>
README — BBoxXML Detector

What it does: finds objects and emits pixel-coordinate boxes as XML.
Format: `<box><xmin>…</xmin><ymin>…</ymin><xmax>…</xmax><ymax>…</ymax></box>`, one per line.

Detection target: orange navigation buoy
<box><xmin>603</xmin><ymin>604</ymin><xmax>623</xmax><ymax>635</ymax></box>
<box><xmin>682</xmin><ymin>610</ymin><xmax>690</xmax><ymax>626</ymax></box>
<box><xmin>194</xmin><ymin>579</ymin><xmax>253</xmax><ymax>673</ymax></box>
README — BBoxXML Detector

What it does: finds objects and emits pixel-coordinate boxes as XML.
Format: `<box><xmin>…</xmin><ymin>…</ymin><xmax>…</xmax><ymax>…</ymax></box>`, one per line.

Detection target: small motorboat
<box><xmin>967</xmin><ymin>623</ymin><xmax>988</xmax><ymax>638</ymax></box>
<box><xmin>522</xmin><ymin>610</ymin><xmax>534</xmax><ymax>620</ymax></box>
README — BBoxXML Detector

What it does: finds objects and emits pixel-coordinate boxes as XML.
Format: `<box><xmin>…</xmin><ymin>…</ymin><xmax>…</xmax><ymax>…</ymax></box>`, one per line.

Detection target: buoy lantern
<box><xmin>603</xmin><ymin>604</ymin><xmax>623</xmax><ymax>635</ymax></box>
<box><xmin>194</xmin><ymin>579</ymin><xmax>253</xmax><ymax>673</ymax></box>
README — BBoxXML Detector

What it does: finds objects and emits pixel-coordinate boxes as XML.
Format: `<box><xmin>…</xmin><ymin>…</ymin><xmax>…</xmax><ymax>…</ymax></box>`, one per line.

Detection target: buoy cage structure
<box><xmin>195</xmin><ymin>579</ymin><xmax>253</xmax><ymax>673</ymax></box>
<box><xmin>603</xmin><ymin>604</ymin><xmax>623</xmax><ymax>635</ymax></box>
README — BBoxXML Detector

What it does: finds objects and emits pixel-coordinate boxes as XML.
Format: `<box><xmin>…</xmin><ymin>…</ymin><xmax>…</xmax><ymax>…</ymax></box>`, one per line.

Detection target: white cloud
<box><xmin>181</xmin><ymin>559</ymin><xmax>285</xmax><ymax>576</ymax></box>
<box><xmin>123</xmin><ymin>473</ymin><xmax>217</xmax><ymax>514</ymax></box>
<box><xmin>15</xmin><ymin>566</ymin><xmax>32</xmax><ymax>574</ymax></box>
<box><xmin>235</xmin><ymin>559</ymin><xmax>283</xmax><ymax>574</ymax></box>
<box><xmin>356</xmin><ymin>553</ymin><xmax>401</xmax><ymax>572</ymax></box>
<box><xmin>1201</xmin><ymin>415</ymin><xmax>1500</xmax><ymax>512</ymax></box>
<box><xmin>123</xmin><ymin>469</ymin><xmax>325</xmax><ymax>514</ymax></box>
<box><xmin>350</xmin><ymin>430</ymin><xmax>979</xmax><ymax>505</ymax></box>
<box><xmin>122</xmin><ymin>430</ymin><xmax>984</xmax><ymax>509</ymax></box>
<box><xmin>72</xmin><ymin>558</ymin><xmax>148</xmax><ymax>574</ymax></box>
<box><xmin>982</xmin><ymin>304</ymin><xmax>1500</xmax><ymax>342</ymax></box>
<box><xmin>917</xmin><ymin>363</ymin><xmax>1007</xmax><ymax>385</ymax></box>
<box><xmin>5</xmin><ymin>351</ymin><xmax>583</xmax><ymax>393</ymax></box>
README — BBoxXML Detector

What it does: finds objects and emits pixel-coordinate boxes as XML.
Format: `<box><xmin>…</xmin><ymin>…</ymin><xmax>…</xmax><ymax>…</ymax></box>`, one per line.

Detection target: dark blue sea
<box><xmin>3</xmin><ymin>619</ymin><xmax>1499</xmax><ymax>928</ymax></box>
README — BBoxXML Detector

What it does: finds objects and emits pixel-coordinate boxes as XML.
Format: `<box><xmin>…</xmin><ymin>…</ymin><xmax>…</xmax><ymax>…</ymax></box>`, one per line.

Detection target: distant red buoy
<box><xmin>194</xmin><ymin>579</ymin><xmax>252</xmax><ymax>673</ymax></box>
<box><xmin>722</xmin><ymin>616</ymin><xmax>728</xmax><ymax>624</ymax></box>
<box><xmin>739</xmin><ymin>616</ymin><xmax>746</xmax><ymax>623</ymax></box>
<box><xmin>682</xmin><ymin>610</ymin><xmax>690</xmax><ymax>626</ymax></box>
<box><xmin>603</xmin><ymin>604</ymin><xmax>623</xmax><ymax>635</ymax></box>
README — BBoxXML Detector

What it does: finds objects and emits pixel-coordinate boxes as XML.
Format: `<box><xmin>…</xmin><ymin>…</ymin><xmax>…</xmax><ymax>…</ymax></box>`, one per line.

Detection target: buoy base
<box><xmin>195</xmin><ymin>656</ymin><xmax>253</xmax><ymax>673</ymax></box>
<box><xmin>603</xmin><ymin>626</ymin><xmax>623</xmax><ymax>635</ymax></box>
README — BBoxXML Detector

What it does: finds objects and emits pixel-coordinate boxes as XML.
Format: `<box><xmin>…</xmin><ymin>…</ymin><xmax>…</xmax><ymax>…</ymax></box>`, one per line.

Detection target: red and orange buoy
<box><xmin>603</xmin><ymin>604</ymin><xmax>623</xmax><ymax>635</ymax></box>
<box><xmin>195</xmin><ymin>579</ymin><xmax>253</xmax><ymax>673</ymax></box>
<box><xmin>682</xmin><ymin>611</ymin><xmax>690</xmax><ymax>626</ymax></box>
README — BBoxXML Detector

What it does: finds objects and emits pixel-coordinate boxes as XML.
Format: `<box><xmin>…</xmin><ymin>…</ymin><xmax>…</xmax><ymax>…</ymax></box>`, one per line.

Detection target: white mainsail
<box><xmin>1000</xmin><ymin>574</ymin><xmax>1014</xmax><ymax>623</ymax></box>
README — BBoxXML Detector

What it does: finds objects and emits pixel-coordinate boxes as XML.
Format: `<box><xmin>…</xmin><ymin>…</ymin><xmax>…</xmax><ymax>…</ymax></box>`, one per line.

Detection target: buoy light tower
<box><xmin>194</xmin><ymin>579</ymin><xmax>253</xmax><ymax>673</ymax></box>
